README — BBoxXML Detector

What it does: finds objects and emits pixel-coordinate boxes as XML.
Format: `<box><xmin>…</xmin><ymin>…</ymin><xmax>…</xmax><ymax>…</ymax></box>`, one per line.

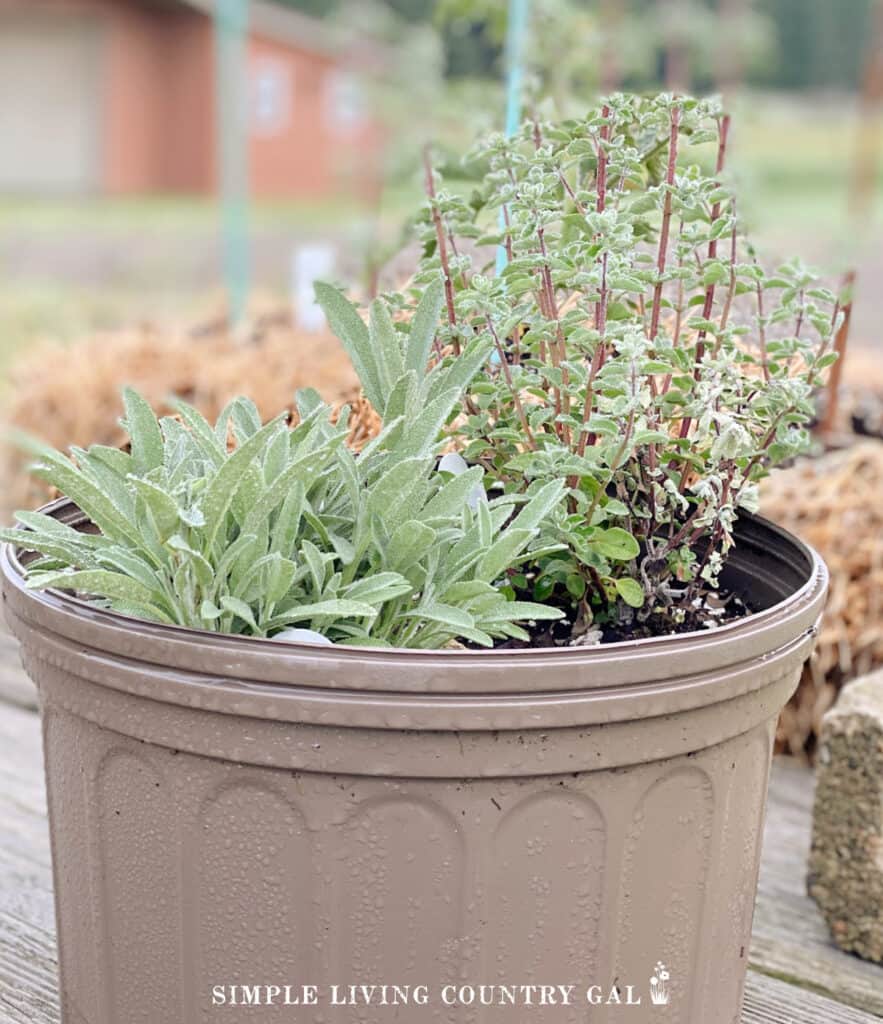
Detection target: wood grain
<box><xmin>0</xmin><ymin>629</ymin><xmax>36</xmax><ymax>712</ymax></box>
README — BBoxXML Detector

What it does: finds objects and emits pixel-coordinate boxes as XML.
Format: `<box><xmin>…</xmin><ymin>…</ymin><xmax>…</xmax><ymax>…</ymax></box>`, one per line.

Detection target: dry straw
<box><xmin>762</xmin><ymin>440</ymin><xmax>883</xmax><ymax>754</ymax></box>
<box><xmin>0</xmin><ymin>313</ymin><xmax>375</xmax><ymax>515</ymax></box>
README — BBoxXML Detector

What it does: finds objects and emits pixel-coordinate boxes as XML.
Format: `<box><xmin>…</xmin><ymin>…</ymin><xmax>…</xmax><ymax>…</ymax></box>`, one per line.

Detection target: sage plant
<box><xmin>3</xmin><ymin>304</ymin><xmax>565</xmax><ymax>648</ymax></box>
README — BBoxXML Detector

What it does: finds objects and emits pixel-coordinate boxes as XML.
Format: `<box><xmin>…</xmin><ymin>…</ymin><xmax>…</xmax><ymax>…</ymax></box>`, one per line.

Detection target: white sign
<box><xmin>292</xmin><ymin>243</ymin><xmax>336</xmax><ymax>332</ymax></box>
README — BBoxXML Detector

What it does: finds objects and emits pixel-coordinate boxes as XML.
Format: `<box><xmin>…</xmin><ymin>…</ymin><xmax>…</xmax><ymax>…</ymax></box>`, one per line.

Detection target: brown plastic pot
<box><xmin>2</xmin><ymin>501</ymin><xmax>826</xmax><ymax>1024</ymax></box>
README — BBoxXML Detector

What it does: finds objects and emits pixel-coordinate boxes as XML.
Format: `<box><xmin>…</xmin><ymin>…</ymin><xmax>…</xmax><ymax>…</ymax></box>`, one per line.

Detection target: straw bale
<box><xmin>761</xmin><ymin>441</ymin><xmax>883</xmax><ymax>753</ymax></box>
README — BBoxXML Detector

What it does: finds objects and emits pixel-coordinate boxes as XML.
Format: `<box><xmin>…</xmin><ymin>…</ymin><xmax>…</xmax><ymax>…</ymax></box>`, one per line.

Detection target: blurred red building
<box><xmin>0</xmin><ymin>0</ymin><xmax>384</xmax><ymax>198</ymax></box>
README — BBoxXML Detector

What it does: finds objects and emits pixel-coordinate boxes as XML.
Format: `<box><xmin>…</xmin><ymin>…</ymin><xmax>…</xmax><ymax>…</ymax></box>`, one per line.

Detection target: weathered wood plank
<box><xmin>0</xmin><ymin>694</ymin><xmax>880</xmax><ymax>1022</ymax></box>
<box><xmin>751</xmin><ymin>757</ymin><xmax>883</xmax><ymax>1017</ymax></box>
<box><xmin>0</xmin><ymin>629</ymin><xmax>36</xmax><ymax>712</ymax></box>
<box><xmin>742</xmin><ymin>971</ymin><xmax>881</xmax><ymax>1023</ymax></box>
<box><xmin>0</xmin><ymin>702</ymin><xmax>56</xmax><ymax>1024</ymax></box>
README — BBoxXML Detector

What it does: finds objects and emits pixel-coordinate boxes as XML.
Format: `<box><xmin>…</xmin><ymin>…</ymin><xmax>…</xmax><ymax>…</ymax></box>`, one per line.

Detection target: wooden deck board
<box><xmin>0</xmin><ymin>638</ymin><xmax>881</xmax><ymax>1022</ymax></box>
<box><xmin>0</xmin><ymin>629</ymin><xmax>36</xmax><ymax>712</ymax></box>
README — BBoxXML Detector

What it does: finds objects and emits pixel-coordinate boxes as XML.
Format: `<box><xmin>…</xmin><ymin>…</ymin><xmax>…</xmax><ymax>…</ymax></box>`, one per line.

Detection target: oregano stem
<box><xmin>694</xmin><ymin>114</ymin><xmax>731</xmax><ymax>374</ymax></box>
<box><xmin>423</xmin><ymin>146</ymin><xmax>459</xmax><ymax>352</ymax></box>
<box><xmin>648</xmin><ymin>104</ymin><xmax>681</xmax><ymax>348</ymax></box>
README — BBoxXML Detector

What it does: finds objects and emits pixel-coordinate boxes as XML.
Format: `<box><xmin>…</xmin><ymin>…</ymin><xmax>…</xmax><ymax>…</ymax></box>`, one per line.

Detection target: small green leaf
<box><xmin>476</xmin><ymin>528</ymin><xmax>534</xmax><ymax>583</ymax></box>
<box><xmin>314</xmin><ymin>282</ymin><xmax>383</xmax><ymax>410</ymax></box>
<box><xmin>201</xmin><ymin>416</ymin><xmax>287</xmax><ymax>551</ymax></box>
<box><xmin>128</xmin><ymin>477</ymin><xmax>180</xmax><ymax>541</ymax></box>
<box><xmin>594</xmin><ymin>528</ymin><xmax>640</xmax><ymax>561</ymax></box>
<box><xmin>486</xmin><ymin>600</ymin><xmax>565</xmax><ymax>622</ymax></box>
<box><xmin>200</xmin><ymin>600</ymin><xmax>222</xmax><ymax>620</ymax></box>
<box><xmin>263</xmin><ymin>554</ymin><xmax>297</xmax><ymax>606</ymax></box>
<box><xmin>220</xmin><ymin>596</ymin><xmax>260</xmax><ymax>633</ymax></box>
<box><xmin>405</xmin><ymin>276</ymin><xmax>444</xmax><ymax>376</ymax></box>
<box><xmin>122</xmin><ymin>388</ymin><xmax>164</xmax><ymax>475</ymax></box>
<box><xmin>422</xmin><ymin>466</ymin><xmax>484</xmax><ymax>519</ymax></box>
<box><xmin>343</xmin><ymin>572</ymin><xmax>413</xmax><ymax>606</ymax></box>
<box><xmin>401</xmin><ymin>602</ymin><xmax>474</xmax><ymax>630</ymax></box>
<box><xmin>269</xmin><ymin>599</ymin><xmax>377</xmax><ymax>625</ymax></box>
<box><xmin>27</xmin><ymin>568</ymin><xmax>161</xmax><ymax>610</ymax></box>
<box><xmin>387</xmin><ymin>520</ymin><xmax>435</xmax><ymax>573</ymax></box>
<box><xmin>369</xmin><ymin>297</ymin><xmax>405</xmax><ymax>394</ymax></box>
<box><xmin>615</xmin><ymin>577</ymin><xmax>645</xmax><ymax>608</ymax></box>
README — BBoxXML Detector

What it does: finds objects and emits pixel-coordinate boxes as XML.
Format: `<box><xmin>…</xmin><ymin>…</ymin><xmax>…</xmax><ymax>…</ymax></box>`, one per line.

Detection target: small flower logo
<box><xmin>650</xmin><ymin>962</ymin><xmax>670</xmax><ymax>1006</ymax></box>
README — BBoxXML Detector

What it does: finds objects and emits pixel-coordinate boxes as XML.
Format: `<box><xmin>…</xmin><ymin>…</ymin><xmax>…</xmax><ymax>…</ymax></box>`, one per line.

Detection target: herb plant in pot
<box><xmin>2</xmin><ymin>94</ymin><xmax>833</xmax><ymax>1024</ymax></box>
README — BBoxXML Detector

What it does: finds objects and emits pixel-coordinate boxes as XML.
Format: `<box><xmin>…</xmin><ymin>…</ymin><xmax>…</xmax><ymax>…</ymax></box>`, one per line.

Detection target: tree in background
<box><xmin>756</xmin><ymin>0</ymin><xmax>876</xmax><ymax>91</ymax></box>
<box><xmin>279</xmin><ymin>0</ymin><xmax>875</xmax><ymax>95</ymax></box>
<box><xmin>651</xmin><ymin>0</ymin><xmax>774</xmax><ymax>93</ymax></box>
<box><xmin>434</xmin><ymin>0</ymin><xmax>653</xmax><ymax>111</ymax></box>
<box><xmin>851</xmin><ymin>0</ymin><xmax>883</xmax><ymax>218</ymax></box>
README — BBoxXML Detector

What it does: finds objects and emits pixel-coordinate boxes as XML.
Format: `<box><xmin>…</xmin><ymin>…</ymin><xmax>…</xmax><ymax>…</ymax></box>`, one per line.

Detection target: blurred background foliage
<box><xmin>0</xmin><ymin>0</ymin><xmax>881</xmax><ymax>375</ymax></box>
<box><xmin>281</xmin><ymin>0</ymin><xmax>876</xmax><ymax>92</ymax></box>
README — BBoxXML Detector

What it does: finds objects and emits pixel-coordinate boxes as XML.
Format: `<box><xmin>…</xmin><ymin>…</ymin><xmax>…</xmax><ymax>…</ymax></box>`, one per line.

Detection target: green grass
<box><xmin>0</xmin><ymin>194</ymin><xmax>375</xmax><ymax>234</ymax></box>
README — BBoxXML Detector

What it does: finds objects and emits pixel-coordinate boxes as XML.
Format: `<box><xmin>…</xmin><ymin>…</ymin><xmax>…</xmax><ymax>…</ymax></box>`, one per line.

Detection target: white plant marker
<box><xmin>271</xmin><ymin>627</ymin><xmax>333</xmax><ymax>646</ymax></box>
<box><xmin>293</xmin><ymin>243</ymin><xmax>336</xmax><ymax>332</ymax></box>
<box><xmin>438</xmin><ymin>452</ymin><xmax>487</xmax><ymax>510</ymax></box>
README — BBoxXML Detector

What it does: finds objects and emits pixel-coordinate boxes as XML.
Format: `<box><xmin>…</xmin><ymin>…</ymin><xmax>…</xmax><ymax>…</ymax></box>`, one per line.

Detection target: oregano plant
<box><xmin>391</xmin><ymin>92</ymin><xmax>840</xmax><ymax>640</ymax></box>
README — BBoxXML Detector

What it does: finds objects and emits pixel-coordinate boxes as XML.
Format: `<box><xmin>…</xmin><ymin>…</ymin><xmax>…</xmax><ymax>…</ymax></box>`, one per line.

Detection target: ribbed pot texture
<box><xmin>2</xmin><ymin>505</ymin><xmax>826</xmax><ymax>1024</ymax></box>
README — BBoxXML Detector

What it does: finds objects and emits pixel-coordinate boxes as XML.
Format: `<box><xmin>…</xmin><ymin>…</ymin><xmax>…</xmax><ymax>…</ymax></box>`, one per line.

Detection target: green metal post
<box><xmin>496</xmin><ymin>0</ymin><xmax>530</xmax><ymax>275</ymax></box>
<box><xmin>215</xmin><ymin>0</ymin><xmax>251</xmax><ymax>326</ymax></box>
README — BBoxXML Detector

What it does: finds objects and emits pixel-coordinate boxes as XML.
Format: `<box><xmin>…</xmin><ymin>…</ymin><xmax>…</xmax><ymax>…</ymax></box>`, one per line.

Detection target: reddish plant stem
<box><xmin>794</xmin><ymin>288</ymin><xmax>806</xmax><ymax>339</ymax></box>
<box><xmin>754</xmin><ymin>271</ymin><xmax>770</xmax><ymax>383</ymax></box>
<box><xmin>730</xmin><ymin>411</ymin><xmax>787</xmax><ymax>507</ymax></box>
<box><xmin>661</xmin><ymin>216</ymin><xmax>686</xmax><ymax>393</ymax></box>
<box><xmin>687</xmin><ymin>464</ymin><xmax>737</xmax><ymax>602</ymax></box>
<box><xmin>819</xmin><ymin>269</ymin><xmax>857</xmax><ymax>440</ymax></box>
<box><xmin>575</xmin><ymin>106</ymin><xmax>613</xmax><ymax>463</ymax></box>
<box><xmin>646</xmin><ymin>106</ymin><xmax>680</xmax><ymax>477</ymax></box>
<box><xmin>560</xmin><ymin>171</ymin><xmax>586</xmax><ymax>214</ymax></box>
<box><xmin>532</xmin><ymin>116</ymin><xmax>570</xmax><ymax>441</ymax></box>
<box><xmin>576</xmin><ymin>346</ymin><xmax>604</xmax><ymax>459</ymax></box>
<box><xmin>649</xmin><ymin>105</ymin><xmax>681</xmax><ymax>349</ymax></box>
<box><xmin>715</xmin><ymin>210</ymin><xmax>739</xmax><ymax>347</ymax></box>
<box><xmin>594</xmin><ymin>105</ymin><xmax>612</xmax><ymax>368</ymax></box>
<box><xmin>536</xmin><ymin>227</ymin><xmax>568</xmax><ymax>439</ymax></box>
<box><xmin>502</xmin><ymin>204</ymin><xmax>513</xmax><ymax>265</ymax></box>
<box><xmin>423</xmin><ymin>147</ymin><xmax>459</xmax><ymax>353</ymax></box>
<box><xmin>678</xmin><ymin>114</ymin><xmax>731</xmax><ymax>440</ymax></box>
<box><xmin>694</xmin><ymin>114</ymin><xmax>731</xmax><ymax>374</ymax></box>
<box><xmin>486</xmin><ymin>317</ymin><xmax>537</xmax><ymax>450</ymax></box>
<box><xmin>658</xmin><ymin>503</ymin><xmax>704</xmax><ymax>558</ymax></box>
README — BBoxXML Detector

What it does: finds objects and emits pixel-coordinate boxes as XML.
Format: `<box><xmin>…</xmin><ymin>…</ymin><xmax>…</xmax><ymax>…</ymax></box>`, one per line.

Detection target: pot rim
<box><xmin>2</xmin><ymin>499</ymin><xmax>827</xmax><ymax>702</ymax></box>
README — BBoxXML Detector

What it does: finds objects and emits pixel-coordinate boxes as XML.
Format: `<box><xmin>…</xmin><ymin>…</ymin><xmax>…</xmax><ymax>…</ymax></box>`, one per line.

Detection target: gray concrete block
<box><xmin>808</xmin><ymin>669</ymin><xmax>883</xmax><ymax>962</ymax></box>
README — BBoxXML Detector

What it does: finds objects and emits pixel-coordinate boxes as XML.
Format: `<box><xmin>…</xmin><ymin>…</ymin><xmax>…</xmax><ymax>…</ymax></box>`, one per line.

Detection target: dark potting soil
<box><xmin>484</xmin><ymin>588</ymin><xmax>751</xmax><ymax>650</ymax></box>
